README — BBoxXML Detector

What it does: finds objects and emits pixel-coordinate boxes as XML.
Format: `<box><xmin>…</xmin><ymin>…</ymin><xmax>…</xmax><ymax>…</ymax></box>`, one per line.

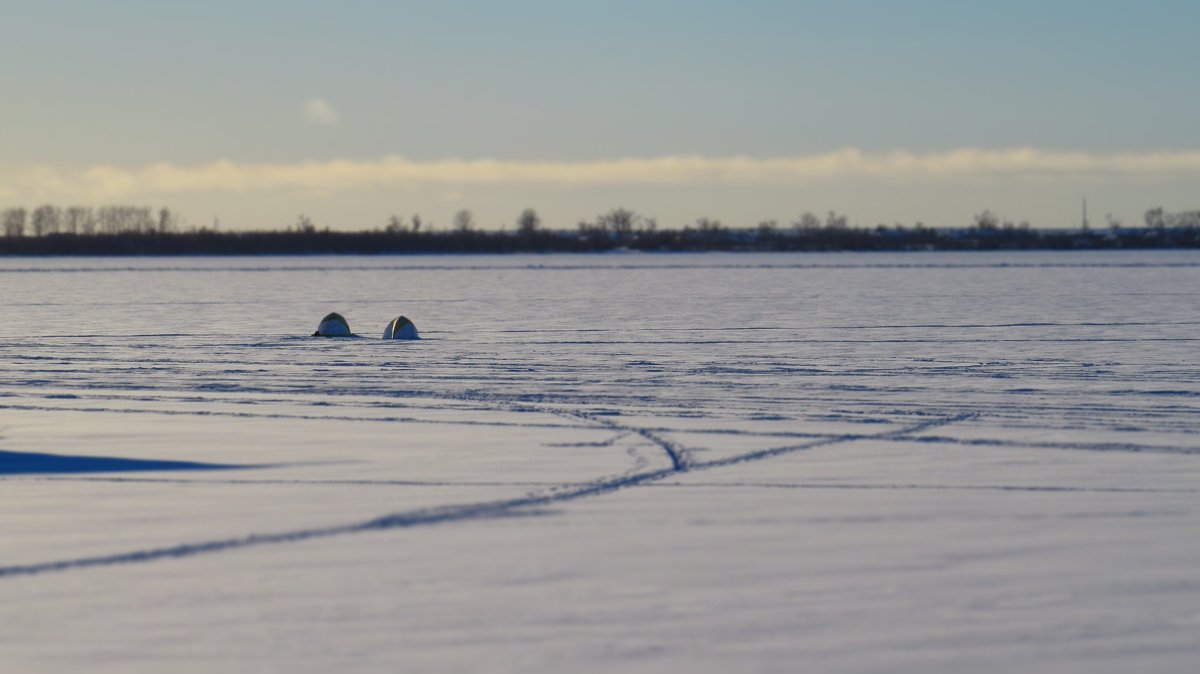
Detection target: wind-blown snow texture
<box><xmin>1</xmin><ymin>252</ymin><xmax>1199</xmax><ymax>673</ymax></box>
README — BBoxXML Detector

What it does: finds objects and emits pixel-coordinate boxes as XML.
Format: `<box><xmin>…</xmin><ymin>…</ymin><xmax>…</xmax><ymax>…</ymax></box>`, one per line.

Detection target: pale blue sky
<box><xmin>2</xmin><ymin>0</ymin><xmax>1198</xmax><ymax>230</ymax></box>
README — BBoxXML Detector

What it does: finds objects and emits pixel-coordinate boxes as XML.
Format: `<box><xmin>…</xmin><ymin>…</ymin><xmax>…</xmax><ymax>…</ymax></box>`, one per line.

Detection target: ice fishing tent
<box><xmin>313</xmin><ymin>312</ymin><xmax>352</xmax><ymax>337</ymax></box>
<box><xmin>382</xmin><ymin>315</ymin><xmax>419</xmax><ymax>340</ymax></box>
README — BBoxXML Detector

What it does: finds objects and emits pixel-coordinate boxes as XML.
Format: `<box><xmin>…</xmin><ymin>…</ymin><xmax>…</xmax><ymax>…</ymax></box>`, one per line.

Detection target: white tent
<box><xmin>313</xmin><ymin>312</ymin><xmax>352</xmax><ymax>337</ymax></box>
<box><xmin>382</xmin><ymin>316</ymin><xmax>419</xmax><ymax>340</ymax></box>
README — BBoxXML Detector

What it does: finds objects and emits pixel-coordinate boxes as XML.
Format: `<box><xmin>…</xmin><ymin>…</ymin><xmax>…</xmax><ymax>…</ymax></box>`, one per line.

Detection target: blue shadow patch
<box><xmin>0</xmin><ymin>450</ymin><xmax>253</xmax><ymax>475</ymax></box>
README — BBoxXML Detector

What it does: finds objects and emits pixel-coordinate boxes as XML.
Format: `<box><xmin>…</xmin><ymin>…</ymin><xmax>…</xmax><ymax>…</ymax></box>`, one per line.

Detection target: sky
<box><xmin>2</xmin><ymin>0</ymin><xmax>1199</xmax><ymax>231</ymax></box>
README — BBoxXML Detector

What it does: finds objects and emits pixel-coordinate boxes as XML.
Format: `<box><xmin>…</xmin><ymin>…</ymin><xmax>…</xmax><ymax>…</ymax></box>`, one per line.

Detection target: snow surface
<box><xmin>1</xmin><ymin>251</ymin><xmax>1199</xmax><ymax>673</ymax></box>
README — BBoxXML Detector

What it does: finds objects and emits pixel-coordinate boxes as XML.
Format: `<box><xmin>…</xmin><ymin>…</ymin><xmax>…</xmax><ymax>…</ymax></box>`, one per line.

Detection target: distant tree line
<box><xmin>1</xmin><ymin>205</ymin><xmax>179</xmax><ymax>238</ymax></box>
<box><xmin>1</xmin><ymin>204</ymin><xmax>1199</xmax><ymax>255</ymax></box>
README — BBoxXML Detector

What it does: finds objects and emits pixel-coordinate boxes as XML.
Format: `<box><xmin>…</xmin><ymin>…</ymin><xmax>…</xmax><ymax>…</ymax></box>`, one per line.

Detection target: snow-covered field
<box><xmin>1</xmin><ymin>251</ymin><xmax>1198</xmax><ymax>673</ymax></box>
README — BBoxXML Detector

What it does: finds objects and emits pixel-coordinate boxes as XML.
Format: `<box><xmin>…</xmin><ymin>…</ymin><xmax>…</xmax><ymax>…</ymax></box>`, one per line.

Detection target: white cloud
<box><xmin>302</xmin><ymin>98</ymin><xmax>339</xmax><ymax>126</ymax></box>
<box><xmin>8</xmin><ymin>148</ymin><xmax>1200</xmax><ymax>200</ymax></box>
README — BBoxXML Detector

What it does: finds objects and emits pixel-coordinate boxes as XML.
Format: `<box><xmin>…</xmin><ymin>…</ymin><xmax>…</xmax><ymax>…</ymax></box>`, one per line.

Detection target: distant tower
<box><xmin>1082</xmin><ymin>199</ymin><xmax>1089</xmax><ymax>230</ymax></box>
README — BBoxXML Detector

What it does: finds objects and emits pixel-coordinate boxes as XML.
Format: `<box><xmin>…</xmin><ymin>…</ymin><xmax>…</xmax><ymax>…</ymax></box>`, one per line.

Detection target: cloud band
<box><xmin>7</xmin><ymin>148</ymin><xmax>1200</xmax><ymax>200</ymax></box>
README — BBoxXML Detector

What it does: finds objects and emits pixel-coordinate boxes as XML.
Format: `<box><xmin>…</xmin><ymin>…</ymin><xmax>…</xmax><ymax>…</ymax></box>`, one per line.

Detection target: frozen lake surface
<box><xmin>2</xmin><ymin>251</ymin><xmax>1199</xmax><ymax>672</ymax></box>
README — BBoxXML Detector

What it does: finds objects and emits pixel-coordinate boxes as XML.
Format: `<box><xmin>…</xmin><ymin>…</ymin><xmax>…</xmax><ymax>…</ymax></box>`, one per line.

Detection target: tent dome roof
<box><xmin>313</xmin><ymin>312</ymin><xmax>352</xmax><ymax>337</ymax></box>
<box><xmin>383</xmin><ymin>316</ymin><xmax>419</xmax><ymax>340</ymax></box>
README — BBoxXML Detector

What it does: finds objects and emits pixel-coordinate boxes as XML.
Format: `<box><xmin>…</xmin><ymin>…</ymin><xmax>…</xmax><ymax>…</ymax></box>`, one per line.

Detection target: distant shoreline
<box><xmin>2</xmin><ymin>226</ymin><xmax>1199</xmax><ymax>256</ymax></box>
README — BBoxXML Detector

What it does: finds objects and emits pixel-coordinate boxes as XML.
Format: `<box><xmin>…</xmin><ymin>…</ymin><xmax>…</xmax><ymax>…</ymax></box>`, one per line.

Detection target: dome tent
<box><xmin>383</xmin><ymin>315</ymin><xmax>419</xmax><ymax>340</ymax></box>
<box><xmin>313</xmin><ymin>312</ymin><xmax>353</xmax><ymax>337</ymax></box>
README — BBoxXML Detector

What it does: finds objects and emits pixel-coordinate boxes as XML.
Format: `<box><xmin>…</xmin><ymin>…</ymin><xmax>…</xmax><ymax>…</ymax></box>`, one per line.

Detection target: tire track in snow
<box><xmin>0</xmin><ymin>413</ymin><xmax>972</xmax><ymax>579</ymax></box>
<box><xmin>689</xmin><ymin>412</ymin><xmax>978</xmax><ymax>470</ymax></box>
<box><xmin>0</xmin><ymin>468</ymin><xmax>671</xmax><ymax>580</ymax></box>
<box><xmin>903</xmin><ymin>434</ymin><xmax>1200</xmax><ymax>455</ymax></box>
<box><xmin>649</xmin><ymin>482</ymin><xmax>1200</xmax><ymax>495</ymax></box>
<box><xmin>17</xmin><ymin>475</ymin><xmax>1197</xmax><ymax>495</ymax></box>
<box><xmin>8</xmin><ymin>397</ymin><xmax>1198</xmax><ymax>456</ymax></box>
<box><xmin>557</xmin><ymin>410</ymin><xmax>690</xmax><ymax>471</ymax></box>
<box><xmin>14</xmin><ymin>476</ymin><xmax>573</xmax><ymax>488</ymax></box>
<box><xmin>0</xmin><ymin>402</ymin><xmax>586</xmax><ymax>431</ymax></box>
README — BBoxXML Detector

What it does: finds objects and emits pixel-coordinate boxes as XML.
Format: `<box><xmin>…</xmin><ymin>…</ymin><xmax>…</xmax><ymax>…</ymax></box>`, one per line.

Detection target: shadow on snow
<box><xmin>0</xmin><ymin>450</ymin><xmax>255</xmax><ymax>476</ymax></box>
